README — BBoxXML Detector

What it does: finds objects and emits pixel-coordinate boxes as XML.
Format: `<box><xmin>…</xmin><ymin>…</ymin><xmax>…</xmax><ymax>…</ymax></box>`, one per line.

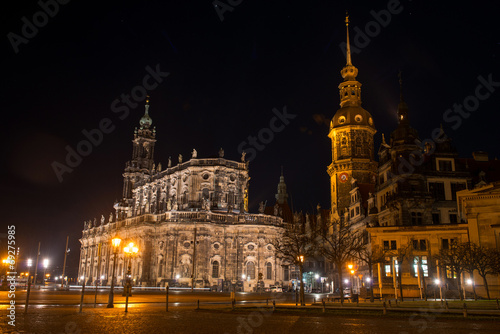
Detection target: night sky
<box><xmin>2</xmin><ymin>0</ymin><xmax>499</xmax><ymax>276</ymax></box>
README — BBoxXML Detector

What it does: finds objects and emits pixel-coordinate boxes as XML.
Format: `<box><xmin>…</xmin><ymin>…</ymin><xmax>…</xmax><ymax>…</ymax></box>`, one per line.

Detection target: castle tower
<box><xmin>327</xmin><ymin>15</ymin><xmax>377</xmax><ymax>219</ymax></box>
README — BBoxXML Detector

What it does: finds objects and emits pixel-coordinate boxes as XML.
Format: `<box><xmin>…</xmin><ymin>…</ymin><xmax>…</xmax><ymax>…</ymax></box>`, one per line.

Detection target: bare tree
<box><xmin>356</xmin><ymin>247</ymin><xmax>390</xmax><ymax>302</ymax></box>
<box><xmin>435</xmin><ymin>241</ymin><xmax>465</xmax><ymax>300</ymax></box>
<box><xmin>460</xmin><ymin>242</ymin><xmax>480</xmax><ymax>300</ymax></box>
<box><xmin>273</xmin><ymin>213</ymin><xmax>317</xmax><ymax>306</ymax></box>
<box><xmin>463</xmin><ymin>245</ymin><xmax>498</xmax><ymax>300</ymax></box>
<box><xmin>320</xmin><ymin>218</ymin><xmax>365</xmax><ymax>303</ymax></box>
<box><xmin>390</xmin><ymin>242</ymin><xmax>412</xmax><ymax>301</ymax></box>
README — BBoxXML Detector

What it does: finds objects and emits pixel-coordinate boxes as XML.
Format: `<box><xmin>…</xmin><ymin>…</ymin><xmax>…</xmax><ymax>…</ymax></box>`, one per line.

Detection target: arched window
<box><xmin>266</xmin><ymin>262</ymin><xmax>272</xmax><ymax>280</ymax></box>
<box><xmin>212</xmin><ymin>260</ymin><xmax>219</xmax><ymax>278</ymax></box>
<box><xmin>246</xmin><ymin>261</ymin><xmax>255</xmax><ymax>279</ymax></box>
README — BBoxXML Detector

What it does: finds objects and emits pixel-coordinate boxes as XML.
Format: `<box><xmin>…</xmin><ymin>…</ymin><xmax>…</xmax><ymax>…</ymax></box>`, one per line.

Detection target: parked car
<box><xmin>270</xmin><ymin>285</ymin><xmax>283</xmax><ymax>293</ymax></box>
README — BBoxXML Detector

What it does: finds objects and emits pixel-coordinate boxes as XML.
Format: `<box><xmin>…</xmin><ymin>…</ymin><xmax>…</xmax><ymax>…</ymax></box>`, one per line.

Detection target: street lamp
<box><xmin>347</xmin><ymin>263</ymin><xmax>355</xmax><ymax>298</ymax></box>
<box><xmin>27</xmin><ymin>259</ymin><xmax>33</xmax><ymax>284</ymax></box>
<box><xmin>435</xmin><ymin>279</ymin><xmax>442</xmax><ymax>301</ymax></box>
<box><xmin>107</xmin><ymin>236</ymin><xmax>122</xmax><ymax>308</ymax></box>
<box><xmin>43</xmin><ymin>259</ymin><xmax>49</xmax><ymax>286</ymax></box>
<box><xmin>123</xmin><ymin>242</ymin><xmax>139</xmax><ymax>313</ymax></box>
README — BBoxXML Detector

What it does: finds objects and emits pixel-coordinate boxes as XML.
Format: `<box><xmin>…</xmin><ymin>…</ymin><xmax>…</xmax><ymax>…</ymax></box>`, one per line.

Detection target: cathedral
<box><xmin>78</xmin><ymin>98</ymin><xmax>287</xmax><ymax>291</ymax></box>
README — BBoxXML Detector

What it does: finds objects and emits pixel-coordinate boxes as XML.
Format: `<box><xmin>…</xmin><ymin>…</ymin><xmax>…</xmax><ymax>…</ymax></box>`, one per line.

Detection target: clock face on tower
<box><xmin>339</xmin><ymin>172</ymin><xmax>349</xmax><ymax>183</ymax></box>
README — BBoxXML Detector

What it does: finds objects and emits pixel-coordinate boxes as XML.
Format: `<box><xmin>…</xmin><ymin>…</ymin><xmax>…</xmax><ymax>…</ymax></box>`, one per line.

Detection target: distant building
<box><xmin>78</xmin><ymin>99</ymin><xmax>286</xmax><ymax>291</ymax></box>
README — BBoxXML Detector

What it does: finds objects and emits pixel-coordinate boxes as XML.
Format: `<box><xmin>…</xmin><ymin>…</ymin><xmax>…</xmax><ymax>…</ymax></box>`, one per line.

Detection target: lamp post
<box><xmin>297</xmin><ymin>255</ymin><xmax>305</xmax><ymax>306</ymax></box>
<box><xmin>107</xmin><ymin>237</ymin><xmax>122</xmax><ymax>308</ymax></box>
<box><xmin>43</xmin><ymin>259</ymin><xmax>49</xmax><ymax>286</ymax></box>
<box><xmin>124</xmin><ymin>242</ymin><xmax>139</xmax><ymax>313</ymax></box>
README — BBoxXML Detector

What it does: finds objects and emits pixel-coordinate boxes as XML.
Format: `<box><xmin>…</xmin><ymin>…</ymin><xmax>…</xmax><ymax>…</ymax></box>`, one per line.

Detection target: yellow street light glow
<box><xmin>124</xmin><ymin>242</ymin><xmax>139</xmax><ymax>254</ymax></box>
<box><xmin>347</xmin><ymin>264</ymin><xmax>353</xmax><ymax>270</ymax></box>
<box><xmin>350</xmin><ymin>270</ymin><xmax>355</xmax><ymax>274</ymax></box>
<box><xmin>111</xmin><ymin>237</ymin><xmax>122</xmax><ymax>248</ymax></box>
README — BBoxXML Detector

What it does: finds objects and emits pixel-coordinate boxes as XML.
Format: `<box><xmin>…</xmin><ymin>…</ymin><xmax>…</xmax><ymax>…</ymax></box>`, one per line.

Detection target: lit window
<box><xmin>413</xmin><ymin>256</ymin><xmax>428</xmax><ymax>277</ymax></box>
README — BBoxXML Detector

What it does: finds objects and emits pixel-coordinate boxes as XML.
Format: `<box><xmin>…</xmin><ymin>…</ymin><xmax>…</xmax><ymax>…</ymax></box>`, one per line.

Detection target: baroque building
<box><xmin>78</xmin><ymin>99</ymin><xmax>286</xmax><ymax>291</ymax></box>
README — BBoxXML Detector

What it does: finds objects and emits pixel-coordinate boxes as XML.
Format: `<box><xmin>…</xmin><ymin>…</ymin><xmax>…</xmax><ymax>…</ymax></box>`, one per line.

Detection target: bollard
<box><xmin>497</xmin><ymin>298</ymin><xmax>499</xmax><ymax>310</ymax></box>
<box><xmin>197</xmin><ymin>299</ymin><xmax>200</xmax><ymax>310</ymax></box>
<box><xmin>266</xmin><ymin>299</ymin><xmax>269</xmax><ymax>306</ymax></box>
<box><xmin>383</xmin><ymin>301</ymin><xmax>387</xmax><ymax>315</ymax></box>
<box><xmin>273</xmin><ymin>300</ymin><xmax>276</xmax><ymax>311</ymax></box>
<box><xmin>166</xmin><ymin>286</ymin><xmax>169</xmax><ymax>312</ymax></box>
<box><xmin>463</xmin><ymin>302</ymin><xmax>467</xmax><ymax>318</ymax></box>
<box><xmin>232</xmin><ymin>299</ymin><xmax>235</xmax><ymax>310</ymax></box>
<box><xmin>314</xmin><ymin>297</ymin><xmax>316</xmax><ymax>304</ymax></box>
<box><xmin>445</xmin><ymin>301</ymin><xmax>448</xmax><ymax>310</ymax></box>
<box><xmin>388</xmin><ymin>300</ymin><xmax>391</xmax><ymax>307</ymax></box>
<box><xmin>322</xmin><ymin>300</ymin><xmax>326</xmax><ymax>313</ymax></box>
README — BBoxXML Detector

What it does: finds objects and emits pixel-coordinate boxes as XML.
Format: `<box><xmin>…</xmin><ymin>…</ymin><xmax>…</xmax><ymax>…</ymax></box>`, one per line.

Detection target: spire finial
<box><xmin>345</xmin><ymin>12</ymin><xmax>352</xmax><ymax>66</ymax></box>
<box><xmin>281</xmin><ymin>165</ymin><xmax>283</xmax><ymax>177</ymax></box>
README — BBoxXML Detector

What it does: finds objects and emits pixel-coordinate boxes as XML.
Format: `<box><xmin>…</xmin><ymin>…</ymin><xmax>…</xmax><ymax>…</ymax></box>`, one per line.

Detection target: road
<box><xmin>1</xmin><ymin>289</ymin><xmax>499</xmax><ymax>333</ymax></box>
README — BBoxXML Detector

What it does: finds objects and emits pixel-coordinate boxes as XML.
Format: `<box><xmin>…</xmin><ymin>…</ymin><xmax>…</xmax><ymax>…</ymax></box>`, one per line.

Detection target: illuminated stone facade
<box><xmin>78</xmin><ymin>100</ymin><xmax>285</xmax><ymax>291</ymax></box>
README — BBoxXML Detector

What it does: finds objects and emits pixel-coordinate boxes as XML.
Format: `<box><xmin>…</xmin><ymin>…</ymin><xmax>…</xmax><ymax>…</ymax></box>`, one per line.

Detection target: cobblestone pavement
<box><xmin>1</xmin><ymin>304</ymin><xmax>499</xmax><ymax>334</ymax></box>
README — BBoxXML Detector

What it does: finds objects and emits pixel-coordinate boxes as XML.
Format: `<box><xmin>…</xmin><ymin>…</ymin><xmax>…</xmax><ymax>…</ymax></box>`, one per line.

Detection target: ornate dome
<box><xmin>331</xmin><ymin>106</ymin><xmax>375</xmax><ymax>130</ymax></box>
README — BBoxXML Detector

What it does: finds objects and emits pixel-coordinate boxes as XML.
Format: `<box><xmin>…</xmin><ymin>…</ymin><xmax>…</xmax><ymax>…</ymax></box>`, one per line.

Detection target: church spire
<box><xmin>337</xmin><ymin>14</ymin><xmax>362</xmax><ymax>108</ymax></box>
<box><xmin>345</xmin><ymin>13</ymin><xmax>352</xmax><ymax>66</ymax></box>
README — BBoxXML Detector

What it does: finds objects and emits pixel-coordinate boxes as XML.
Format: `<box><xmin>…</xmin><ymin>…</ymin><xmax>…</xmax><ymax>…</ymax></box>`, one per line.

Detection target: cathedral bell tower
<box><xmin>328</xmin><ymin>15</ymin><xmax>377</xmax><ymax>219</ymax></box>
<box><xmin>121</xmin><ymin>97</ymin><xmax>157</xmax><ymax>202</ymax></box>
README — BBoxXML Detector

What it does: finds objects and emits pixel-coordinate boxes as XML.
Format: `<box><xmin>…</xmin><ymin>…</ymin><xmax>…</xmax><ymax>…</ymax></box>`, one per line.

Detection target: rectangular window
<box><xmin>385</xmin><ymin>264</ymin><xmax>392</xmax><ymax>277</ymax></box>
<box><xmin>442</xmin><ymin>239</ymin><xmax>449</xmax><ymax>250</ymax></box>
<box><xmin>390</xmin><ymin>240</ymin><xmax>397</xmax><ymax>250</ymax></box>
<box><xmin>412</xmin><ymin>239</ymin><xmax>426</xmax><ymax>251</ymax></box>
<box><xmin>432</xmin><ymin>213</ymin><xmax>440</xmax><ymax>224</ymax></box>
<box><xmin>413</xmin><ymin>256</ymin><xmax>429</xmax><ymax>277</ymax></box>
<box><xmin>411</xmin><ymin>212</ymin><xmax>423</xmax><ymax>225</ymax></box>
<box><xmin>383</xmin><ymin>241</ymin><xmax>389</xmax><ymax>250</ymax></box>
<box><xmin>449</xmin><ymin>213</ymin><xmax>458</xmax><ymax>223</ymax></box>
<box><xmin>438</xmin><ymin>160</ymin><xmax>453</xmax><ymax>171</ymax></box>
<box><xmin>429</xmin><ymin>182</ymin><xmax>446</xmax><ymax>201</ymax></box>
<box><xmin>355</xmin><ymin>206</ymin><xmax>360</xmax><ymax>215</ymax></box>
